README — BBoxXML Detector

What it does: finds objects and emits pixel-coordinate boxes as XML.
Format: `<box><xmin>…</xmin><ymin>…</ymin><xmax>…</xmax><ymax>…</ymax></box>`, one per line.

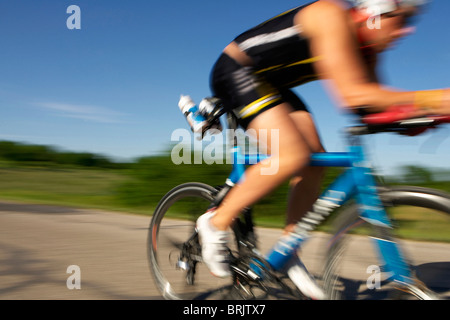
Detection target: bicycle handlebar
<box><xmin>361</xmin><ymin>105</ymin><xmax>450</xmax><ymax>126</ymax></box>
<box><xmin>352</xmin><ymin>104</ymin><xmax>450</xmax><ymax>136</ymax></box>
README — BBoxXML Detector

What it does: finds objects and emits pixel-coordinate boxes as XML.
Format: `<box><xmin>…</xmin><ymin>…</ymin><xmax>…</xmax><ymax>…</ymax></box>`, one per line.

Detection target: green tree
<box><xmin>401</xmin><ymin>165</ymin><xmax>434</xmax><ymax>184</ymax></box>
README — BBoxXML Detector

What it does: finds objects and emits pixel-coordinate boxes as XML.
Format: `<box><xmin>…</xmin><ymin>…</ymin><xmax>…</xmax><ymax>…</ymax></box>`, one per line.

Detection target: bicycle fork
<box><xmin>264</xmin><ymin>144</ymin><xmax>418</xmax><ymax>292</ymax></box>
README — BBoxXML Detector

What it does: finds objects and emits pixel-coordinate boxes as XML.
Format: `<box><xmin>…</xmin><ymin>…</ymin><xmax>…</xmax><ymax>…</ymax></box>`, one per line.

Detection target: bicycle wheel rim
<box><xmin>323</xmin><ymin>187</ymin><xmax>450</xmax><ymax>300</ymax></box>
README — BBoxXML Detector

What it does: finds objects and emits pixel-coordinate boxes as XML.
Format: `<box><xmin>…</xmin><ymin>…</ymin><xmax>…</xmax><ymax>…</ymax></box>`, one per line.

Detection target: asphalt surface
<box><xmin>1</xmin><ymin>201</ymin><xmax>449</xmax><ymax>300</ymax></box>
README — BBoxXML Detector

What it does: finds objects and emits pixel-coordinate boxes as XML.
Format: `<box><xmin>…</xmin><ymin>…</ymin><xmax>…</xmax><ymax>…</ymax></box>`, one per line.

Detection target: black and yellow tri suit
<box><xmin>211</xmin><ymin>2</ymin><xmax>320</xmax><ymax>128</ymax></box>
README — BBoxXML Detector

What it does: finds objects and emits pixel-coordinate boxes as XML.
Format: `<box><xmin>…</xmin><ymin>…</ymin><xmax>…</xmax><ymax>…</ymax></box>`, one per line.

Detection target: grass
<box><xmin>0</xmin><ymin>164</ymin><xmax>449</xmax><ymax>243</ymax></box>
<box><xmin>0</xmin><ymin>166</ymin><xmax>133</xmax><ymax>212</ymax></box>
<box><xmin>389</xmin><ymin>206</ymin><xmax>450</xmax><ymax>243</ymax></box>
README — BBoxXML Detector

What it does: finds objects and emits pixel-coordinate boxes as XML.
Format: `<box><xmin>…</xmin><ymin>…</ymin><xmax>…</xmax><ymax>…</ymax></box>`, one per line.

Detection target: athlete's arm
<box><xmin>298</xmin><ymin>1</ymin><xmax>449</xmax><ymax>114</ymax></box>
<box><xmin>365</xmin><ymin>52</ymin><xmax>380</xmax><ymax>83</ymax></box>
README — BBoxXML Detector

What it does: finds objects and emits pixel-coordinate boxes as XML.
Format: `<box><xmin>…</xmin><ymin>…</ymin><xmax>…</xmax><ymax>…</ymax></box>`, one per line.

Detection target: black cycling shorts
<box><xmin>210</xmin><ymin>54</ymin><xmax>310</xmax><ymax>129</ymax></box>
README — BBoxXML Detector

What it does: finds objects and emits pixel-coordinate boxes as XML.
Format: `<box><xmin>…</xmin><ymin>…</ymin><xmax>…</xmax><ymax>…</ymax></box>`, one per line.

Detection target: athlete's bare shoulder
<box><xmin>296</xmin><ymin>0</ymin><xmax>351</xmax><ymax>37</ymax></box>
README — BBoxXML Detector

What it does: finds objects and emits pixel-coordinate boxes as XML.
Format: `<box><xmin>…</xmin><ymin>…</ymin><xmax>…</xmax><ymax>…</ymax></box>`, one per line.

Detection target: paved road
<box><xmin>0</xmin><ymin>201</ymin><xmax>449</xmax><ymax>300</ymax></box>
<box><xmin>0</xmin><ymin>201</ymin><xmax>160</xmax><ymax>299</ymax></box>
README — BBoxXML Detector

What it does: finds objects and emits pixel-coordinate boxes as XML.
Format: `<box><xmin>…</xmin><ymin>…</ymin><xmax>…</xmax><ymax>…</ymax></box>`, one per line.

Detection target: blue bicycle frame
<box><xmin>225</xmin><ymin>134</ymin><xmax>413</xmax><ymax>285</ymax></box>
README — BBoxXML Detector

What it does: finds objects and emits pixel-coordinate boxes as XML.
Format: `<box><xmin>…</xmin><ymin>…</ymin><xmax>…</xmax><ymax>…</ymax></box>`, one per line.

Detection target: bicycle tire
<box><xmin>148</xmin><ymin>182</ymin><xmax>240</xmax><ymax>300</ymax></box>
<box><xmin>323</xmin><ymin>186</ymin><xmax>450</xmax><ymax>300</ymax></box>
<box><xmin>148</xmin><ymin>182</ymin><xmax>306</xmax><ymax>300</ymax></box>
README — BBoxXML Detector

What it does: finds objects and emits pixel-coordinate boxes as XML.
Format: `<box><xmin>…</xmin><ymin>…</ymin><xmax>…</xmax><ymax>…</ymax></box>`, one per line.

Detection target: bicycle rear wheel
<box><xmin>148</xmin><ymin>182</ymin><xmax>237</xmax><ymax>300</ymax></box>
<box><xmin>323</xmin><ymin>186</ymin><xmax>450</xmax><ymax>300</ymax></box>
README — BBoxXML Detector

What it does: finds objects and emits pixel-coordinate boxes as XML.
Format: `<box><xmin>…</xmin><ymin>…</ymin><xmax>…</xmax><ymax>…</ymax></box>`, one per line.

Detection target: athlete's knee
<box><xmin>279</xmin><ymin>148</ymin><xmax>311</xmax><ymax>177</ymax></box>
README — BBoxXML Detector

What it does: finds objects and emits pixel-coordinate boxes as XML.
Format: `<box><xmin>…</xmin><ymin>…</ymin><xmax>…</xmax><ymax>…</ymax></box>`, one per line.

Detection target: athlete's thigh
<box><xmin>289</xmin><ymin>111</ymin><xmax>325</xmax><ymax>153</ymax></box>
<box><xmin>247</xmin><ymin>102</ymin><xmax>311</xmax><ymax>159</ymax></box>
<box><xmin>279</xmin><ymin>89</ymin><xmax>325</xmax><ymax>153</ymax></box>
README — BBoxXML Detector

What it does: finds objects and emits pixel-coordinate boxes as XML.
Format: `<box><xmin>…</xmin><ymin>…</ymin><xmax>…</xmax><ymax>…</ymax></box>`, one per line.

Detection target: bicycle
<box><xmin>148</xmin><ymin>99</ymin><xmax>450</xmax><ymax>300</ymax></box>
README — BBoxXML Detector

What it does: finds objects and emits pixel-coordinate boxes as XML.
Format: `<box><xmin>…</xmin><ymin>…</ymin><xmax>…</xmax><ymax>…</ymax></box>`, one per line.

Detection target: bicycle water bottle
<box><xmin>178</xmin><ymin>95</ymin><xmax>208</xmax><ymax>134</ymax></box>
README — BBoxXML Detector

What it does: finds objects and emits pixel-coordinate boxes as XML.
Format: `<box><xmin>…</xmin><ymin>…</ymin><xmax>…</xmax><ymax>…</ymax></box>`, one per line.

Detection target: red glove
<box><xmin>361</xmin><ymin>104</ymin><xmax>417</xmax><ymax>125</ymax></box>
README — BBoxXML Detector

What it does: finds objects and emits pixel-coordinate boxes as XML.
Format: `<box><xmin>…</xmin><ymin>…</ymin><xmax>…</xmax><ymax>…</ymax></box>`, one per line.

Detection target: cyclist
<box><xmin>197</xmin><ymin>0</ymin><xmax>450</xmax><ymax>299</ymax></box>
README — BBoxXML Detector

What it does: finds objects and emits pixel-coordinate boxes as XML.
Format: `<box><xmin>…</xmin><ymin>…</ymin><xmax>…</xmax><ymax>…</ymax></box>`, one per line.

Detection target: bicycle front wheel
<box><xmin>148</xmin><ymin>182</ymin><xmax>235</xmax><ymax>300</ymax></box>
<box><xmin>323</xmin><ymin>186</ymin><xmax>450</xmax><ymax>300</ymax></box>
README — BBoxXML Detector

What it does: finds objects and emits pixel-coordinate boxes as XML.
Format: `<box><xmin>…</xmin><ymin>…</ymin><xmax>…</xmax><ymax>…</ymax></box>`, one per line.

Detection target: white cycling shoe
<box><xmin>197</xmin><ymin>210</ymin><xmax>325</xmax><ymax>299</ymax></box>
<box><xmin>196</xmin><ymin>211</ymin><xmax>232</xmax><ymax>278</ymax></box>
<box><xmin>284</xmin><ymin>254</ymin><xmax>326</xmax><ymax>300</ymax></box>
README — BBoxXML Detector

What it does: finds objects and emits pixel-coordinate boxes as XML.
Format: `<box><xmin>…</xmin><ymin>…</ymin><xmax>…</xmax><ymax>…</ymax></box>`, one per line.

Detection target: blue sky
<box><xmin>1</xmin><ymin>0</ymin><xmax>449</xmax><ymax>175</ymax></box>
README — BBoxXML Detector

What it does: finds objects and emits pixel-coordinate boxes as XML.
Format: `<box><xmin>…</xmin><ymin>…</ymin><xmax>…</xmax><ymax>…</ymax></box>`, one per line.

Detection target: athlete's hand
<box><xmin>428</xmin><ymin>88</ymin><xmax>450</xmax><ymax>115</ymax></box>
<box><xmin>360</xmin><ymin>104</ymin><xmax>418</xmax><ymax>124</ymax></box>
<box><xmin>443</xmin><ymin>88</ymin><xmax>450</xmax><ymax>113</ymax></box>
